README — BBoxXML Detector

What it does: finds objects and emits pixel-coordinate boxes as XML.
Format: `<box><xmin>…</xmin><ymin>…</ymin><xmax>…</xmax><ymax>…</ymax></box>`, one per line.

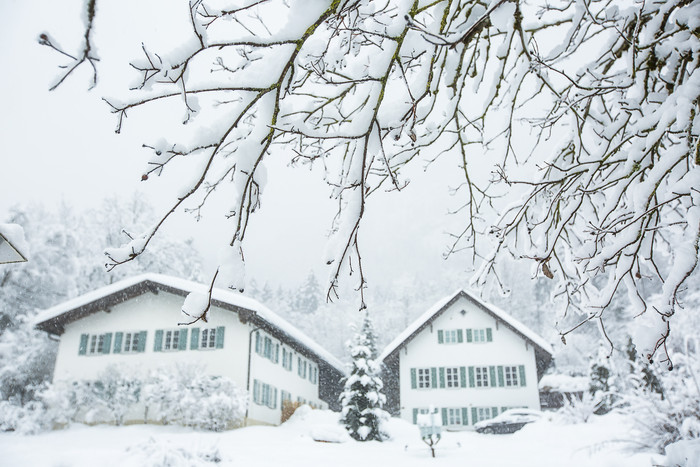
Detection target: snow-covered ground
<box><xmin>0</xmin><ymin>407</ymin><xmax>665</xmax><ymax>467</ymax></box>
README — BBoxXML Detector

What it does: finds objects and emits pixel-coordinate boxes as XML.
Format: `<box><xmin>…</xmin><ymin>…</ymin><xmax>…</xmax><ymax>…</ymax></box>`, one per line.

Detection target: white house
<box><xmin>34</xmin><ymin>274</ymin><xmax>345</xmax><ymax>426</ymax></box>
<box><xmin>380</xmin><ymin>289</ymin><xmax>553</xmax><ymax>429</ymax></box>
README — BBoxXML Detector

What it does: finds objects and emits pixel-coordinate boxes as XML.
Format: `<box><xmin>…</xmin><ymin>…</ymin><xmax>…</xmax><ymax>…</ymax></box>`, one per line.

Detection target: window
<box><xmin>253</xmin><ymin>379</ymin><xmax>277</xmax><ymax>409</ymax></box>
<box><xmin>282</xmin><ymin>348</ymin><xmax>293</xmax><ymax>371</ymax></box>
<box><xmin>504</xmin><ymin>366</ymin><xmax>519</xmax><ymax>387</ymax></box>
<box><xmin>447</xmin><ymin>408</ymin><xmax>463</xmax><ymax>425</ymax></box>
<box><xmin>473</xmin><ymin>407</ymin><xmax>497</xmax><ymax>423</ymax></box>
<box><xmin>467</xmin><ymin>328</ymin><xmax>493</xmax><ymax>343</ymax></box>
<box><xmin>79</xmin><ymin>333</ymin><xmax>112</xmax><ymax>356</ymax></box>
<box><xmin>308</xmin><ymin>363</ymin><xmax>317</xmax><ymax>384</ymax></box>
<box><xmin>281</xmin><ymin>390</ymin><xmax>292</xmax><ymax>403</ymax></box>
<box><xmin>154</xmin><ymin>329</ymin><xmax>189</xmax><ymax>352</ymax></box>
<box><xmin>164</xmin><ymin>330</ymin><xmax>179</xmax><ymax>351</ymax></box>
<box><xmin>438</xmin><ymin>329</ymin><xmax>463</xmax><ymax>344</ymax></box>
<box><xmin>298</xmin><ymin>357</ymin><xmax>307</xmax><ymax>379</ymax></box>
<box><xmin>201</xmin><ymin>328</ymin><xmax>217</xmax><ymax>349</ymax></box>
<box><xmin>417</xmin><ymin>368</ymin><xmax>431</xmax><ymax>388</ymax></box>
<box><xmin>445</xmin><ymin>367</ymin><xmax>459</xmax><ymax>388</ymax></box>
<box><xmin>123</xmin><ymin>332</ymin><xmax>143</xmax><ymax>353</ymax></box>
<box><xmin>475</xmin><ymin>367</ymin><xmax>489</xmax><ymax>387</ymax></box>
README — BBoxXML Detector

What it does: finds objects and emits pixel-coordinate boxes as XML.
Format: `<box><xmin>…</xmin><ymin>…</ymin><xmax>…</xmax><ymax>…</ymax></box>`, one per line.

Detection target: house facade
<box><xmin>380</xmin><ymin>290</ymin><xmax>553</xmax><ymax>430</ymax></box>
<box><xmin>34</xmin><ymin>274</ymin><xmax>345</xmax><ymax>426</ymax></box>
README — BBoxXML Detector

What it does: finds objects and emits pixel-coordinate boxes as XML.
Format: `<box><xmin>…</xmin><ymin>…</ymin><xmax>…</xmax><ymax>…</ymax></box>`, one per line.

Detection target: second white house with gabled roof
<box><xmin>380</xmin><ymin>289</ymin><xmax>553</xmax><ymax>430</ymax></box>
<box><xmin>34</xmin><ymin>274</ymin><xmax>345</xmax><ymax>426</ymax></box>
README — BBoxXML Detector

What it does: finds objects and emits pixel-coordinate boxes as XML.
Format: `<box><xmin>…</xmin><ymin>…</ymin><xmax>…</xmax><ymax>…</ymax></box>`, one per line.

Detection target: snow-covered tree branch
<box><xmin>42</xmin><ymin>0</ymin><xmax>700</xmax><ymax>363</ymax></box>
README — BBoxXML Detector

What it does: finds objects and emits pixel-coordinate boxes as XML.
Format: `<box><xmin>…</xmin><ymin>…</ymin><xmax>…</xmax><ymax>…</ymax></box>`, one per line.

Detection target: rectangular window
<box><xmin>253</xmin><ymin>380</ymin><xmax>277</xmax><ymax>409</ymax></box>
<box><xmin>474</xmin><ymin>329</ymin><xmax>486</xmax><ymax>342</ymax></box>
<box><xmin>445</xmin><ymin>367</ymin><xmax>459</xmax><ymax>388</ymax></box>
<box><xmin>123</xmin><ymin>332</ymin><xmax>142</xmax><ymax>353</ymax></box>
<box><xmin>504</xmin><ymin>366</ymin><xmax>519</xmax><ymax>387</ymax></box>
<box><xmin>447</xmin><ymin>408</ymin><xmax>462</xmax><ymax>425</ymax></box>
<box><xmin>83</xmin><ymin>333</ymin><xmax>112</xmax><ymax>355</ymax></box>
<box><xmin>201</xmin><ymin>328</ymin><xmax>217</xmax><ymax>349</ymax></box>
<box><xmin>282</xmin><ymin>348</ymin><xmax>293</xmax><ymax>371</ymax></box>
<box><xmin>163</xmin><ymin>330</ymin><xmax>179</xmax><ymax>351</ymax></box>
<box><xmin>417</xmin><ymin>368</ymin><xmax>431</xmax><ymax>389</ymax></box>
<box><xmin>475</xmin><ymin>407</ymin><xmax>496</xmax><ymax>422</ymax></box>
<box><xmin>475</xmin><ymin>367</ymin><xmax>489</xmax><ymax>387</ymax></box>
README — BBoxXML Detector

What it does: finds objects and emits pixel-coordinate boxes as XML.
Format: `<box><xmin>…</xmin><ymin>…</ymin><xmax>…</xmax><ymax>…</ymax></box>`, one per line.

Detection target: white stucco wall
<box><xmin>52</xmin><ymin>290</ymin><xmax>326</xmax><ymax>426</ymax></box>
<box><xmin>398</xmin><ymin>295</ymin><xmax>541</xmax><ymax>429</ymax></box>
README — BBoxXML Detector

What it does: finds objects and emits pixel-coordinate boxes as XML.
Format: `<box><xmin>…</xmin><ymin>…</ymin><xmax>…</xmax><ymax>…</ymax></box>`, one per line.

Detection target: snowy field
<box><xmin>0</xmin><ymin>407</ymin><xmax>664</xmax><ymax>467</ymax></box>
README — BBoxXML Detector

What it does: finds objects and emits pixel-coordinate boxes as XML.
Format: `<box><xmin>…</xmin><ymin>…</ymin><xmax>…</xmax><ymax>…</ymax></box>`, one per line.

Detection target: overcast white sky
<box><xmin>0</xmin><ymin>0</ymin><xmax>476</xmax><ymax>294</ymax></box>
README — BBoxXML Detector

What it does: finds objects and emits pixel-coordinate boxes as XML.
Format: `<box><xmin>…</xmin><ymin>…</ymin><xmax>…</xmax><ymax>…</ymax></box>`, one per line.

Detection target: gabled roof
<box><xmin>34</xmin><ymin>273</ymin><xmax>345</xmax><ymax>375</ymax></box>
<box><xmin>379</xmin><ymin>289</ymin><xmax>554</xmax><ymax>377</ymax></box>
<box><xmin>0</xmin><ymin>224</ymin><xmax>28</xmax><ymax>264</ymax></box>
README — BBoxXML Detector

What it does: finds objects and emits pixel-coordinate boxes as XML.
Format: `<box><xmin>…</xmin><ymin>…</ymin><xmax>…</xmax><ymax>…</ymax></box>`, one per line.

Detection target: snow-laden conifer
<box><xmin>339</xmin><ymin>312</ymin><xmax>388</xmax><ymax>441</ymax></box>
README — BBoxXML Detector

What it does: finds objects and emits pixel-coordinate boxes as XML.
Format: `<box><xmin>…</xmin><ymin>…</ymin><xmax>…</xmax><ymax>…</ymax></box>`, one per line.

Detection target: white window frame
<box><xmin>473</xmin><ymin>328</ymin><xmax>486</xmax><ymax>342</ymax></box>
<box><xmin>444</xmin><ymin>329</ymin><xmax>459</xmax><ymax>344</ymax></box>
<box><xmin>445</xmin><ymin>367</ymin><xmax>459</xmax><ymax>388</ymax></box>
<box><xmin>447</xmin><ymin>408</ymin><xmax>462</xmax><ymax>425</ymax></box>
<box><xmin>88</xmin><ymin>334</ymin><xmax>106</xmax><ymax>355</ymax></box>
<box><xmin>163</xmin><ymin>329</ymin><xmax>180</xmax><ymax>351</ymax></box>
<box><xmin>504</xmin><ymin>366</ymin><xmax>519</xmax><ymax>387</ymax></box>
<box><xmin>475</xmin><ymin>366</ymin><xmax>489</xmax><ymax>387</ymax></box>
<box><xmin>123</xmin><ymin>332</ymin><xmax>141</xmax><ymax>353</ymax></box>
<box><xmin>417</xmin><ymin>368</ymin><xmax>431</xmax><ymax>389</ymax></box>
<box><xmin>200</xmin><ymin>328</ymin><xmax>217</xmax><ymax>349</ymax></box>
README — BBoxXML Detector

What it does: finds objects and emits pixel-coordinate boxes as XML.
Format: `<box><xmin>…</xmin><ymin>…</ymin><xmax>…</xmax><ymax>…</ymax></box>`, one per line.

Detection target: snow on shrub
<box><xmin>621</xmin><ymin>352</ymin><xmax>700</xmax><ymax>453</ymax></box>
<box><xmin>123</xmin><ymin>437</ymin><xmax>223</xmax><ymax>466</ymax></box>
<box><xmin>143</xmin><ymin>363</ymin><xmax>247</xmax><ymax>431</ymax></box>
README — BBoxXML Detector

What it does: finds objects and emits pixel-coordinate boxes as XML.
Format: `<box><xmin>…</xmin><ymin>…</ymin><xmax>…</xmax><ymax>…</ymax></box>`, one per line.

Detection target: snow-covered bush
<box><xmin>553</xmin><ymin>392</ymin><xmax>604</xmax><ymax>425</ymax></box>
<box><xmin>87</xmin><ymin>366</ymin><xmax>141</xmax><ymax>426</ymax></box>
<box><xmin>622</xmin><ymin>352</ymin><xmax>700</xmax><ymax>453</ymax></box>
<box><xmin>123</xmin><ymin>437</ymin><xmax>223</xmax><ymax>466</ymax></box>
<box><xmin>340</xmin><ymin>312</ymin><xmax>389</xmax><ymax>441</ymax></box>
<box><xmin>0</xmin><ymin>400</ymin><xmax>49</xmax><ymax>434</ymax></box>
<box><xmin>144</xmin><ymin>364</ymin><xmax>247</xmax><ymax>431</ymax></box>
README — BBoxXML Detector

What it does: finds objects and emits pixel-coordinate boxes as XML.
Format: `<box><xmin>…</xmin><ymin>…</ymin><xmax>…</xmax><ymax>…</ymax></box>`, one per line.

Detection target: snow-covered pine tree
<box><xmin>340</xmin><ymin>312</ymin><xmax>388</xmax><ymax>442</ymax></box>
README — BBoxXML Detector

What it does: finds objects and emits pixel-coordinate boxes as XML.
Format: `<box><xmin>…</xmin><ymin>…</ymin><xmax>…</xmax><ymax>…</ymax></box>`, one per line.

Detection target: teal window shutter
<box><xmin>501</xmin><ymin>406</ymin><xmax>507</xmax><ymax>413</ymax></box>
<box><xmin>190</xmin><ymin>328</ymin><xmax>200</xmax><ymax>350</ymax></box>
<box><xmin>154</xmin><ymin>330</ymin><xmax>163</xmax><ymax>352</ymax></box>
<box><xmin>275</xmin><ymin>343</ymin><xmax>279</xmax><ymax>363</ymax></box>
<box><xmin>519</xmin><ymin>365</ymin><xmax>526</xmax><ymax>386</ymax></box>
<box><xmin>410</xmin><ymin>369</ymin><xmax>417</xmax><ymax>389</ymax></box>
<box><xmin>78</xmin><ymin>334</ymin><xmax>88</xmax><ymax>355</ymax></box>
<box><xmin>459</xmin><ymin>367</ymin><xmax>467</xmax><ymax>387</ymax></box>
<box><xmin>497</xmin><ymin>366</ymin><xmax>504</xmax><ymax>387</ymax></box>
<box><xmin>102</xmin><ymin>333</ymin><xmax>112</xmax><ymax>354</ymax></box>
<box><xmin>437</xmin><ymin>330</ymin><xmax>444</xmax><ymax>344</ymax></box>
<box><xmin>431</xmin><ymin>368</ymin><xmax>437</xmax><ymax>388</ymax></box>
<box><xmin>215</xmin><ymin>326</ymin><xmax>225</xmax><ymax>349</ymax></box>
<box><xmin>468</xmin><ymin>366</ymin><xmax>475</xmax><ymax>387</ymax></box>
<box><xmin>489</xmin><ymin>366</ymin><xmax>496</xmax><ymax>387</ymax></box>
<box><xmin>255</xmin><ymin>332</ymin><xmax>262</xmax><ymax>354</ymax></box>
<box><xmin>492</xmin><ymin>407</ymin><xmax>498</xmax><ymax>418</ymax></box>
<box><xmin>413</xmin><ymin>408</ymin><xmax>418</xmax><ymax>424</ymax></box>
<box><xmin>462</xmin><ymin>408</ymin><xmax>468</xmax><ymax>425</ymax></box>
<box><xmin>486</xmin><ymin>328</ymin><xmax>493</xmax><ymax>342</ymax></box>
<box><xmin>113</xmin><ymin>332</ymin><xmax>123</xmax><ymax>353</ymax></box>
<box><xmin>138</xmin><ymin>331</ymin><xmax>147</xmax><ymax>352</ymax></box>
<box><xmin>466</xmin><ymin>329</ymin><xmax>473</xmax><ymax>342</ymax></box>
<box><xmin>178</xmin><ymin>329</ymin><xmax>188</xmax><ymax>350</ymax></box>
<box><xmin>457</xmin><ymin>329</ymin><xmax>463</xmax><ymax>343</ymax></box>
<box><xmin>471</xmin><ymin>407</ymin><xmax>477</xmax><ymax>425</ymax></box>
<box><xmin>439</xmin><ymin>367</ymin><xmax>445</xmax><ymax>388</ymax></box>
<box><xmin>442</xmin><ymin>408</ymin><xmax>448</xmax><ymax>425</ymax></box>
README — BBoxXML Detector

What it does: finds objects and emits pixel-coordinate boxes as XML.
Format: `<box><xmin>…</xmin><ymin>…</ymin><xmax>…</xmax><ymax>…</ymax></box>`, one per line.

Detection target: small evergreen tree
<box><xmin>340</xmin><ymin>312</ymin><xmax>388</xmax><ymax>441</ymax></box>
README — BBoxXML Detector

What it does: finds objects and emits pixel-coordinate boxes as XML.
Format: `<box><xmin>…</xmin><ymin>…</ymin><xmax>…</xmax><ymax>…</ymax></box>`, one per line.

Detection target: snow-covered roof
<box><xmin>539</xmin><ymin>374</ymin><xmax>589</xmax><ymax>392</ymax></box>
<box><xmin>34</xmin><ymin>273</ymin><xmax>345</xmax><ymax>375</ymax></box>
<box><xmin>0</xmin><ymin>224</ymin><xmax>28</xmax><ymax>264</ymax></box>
<box><xmin>379</xmin><ymin>289</ymin><xmax>554</xmax><ymax>371</ymax></box>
